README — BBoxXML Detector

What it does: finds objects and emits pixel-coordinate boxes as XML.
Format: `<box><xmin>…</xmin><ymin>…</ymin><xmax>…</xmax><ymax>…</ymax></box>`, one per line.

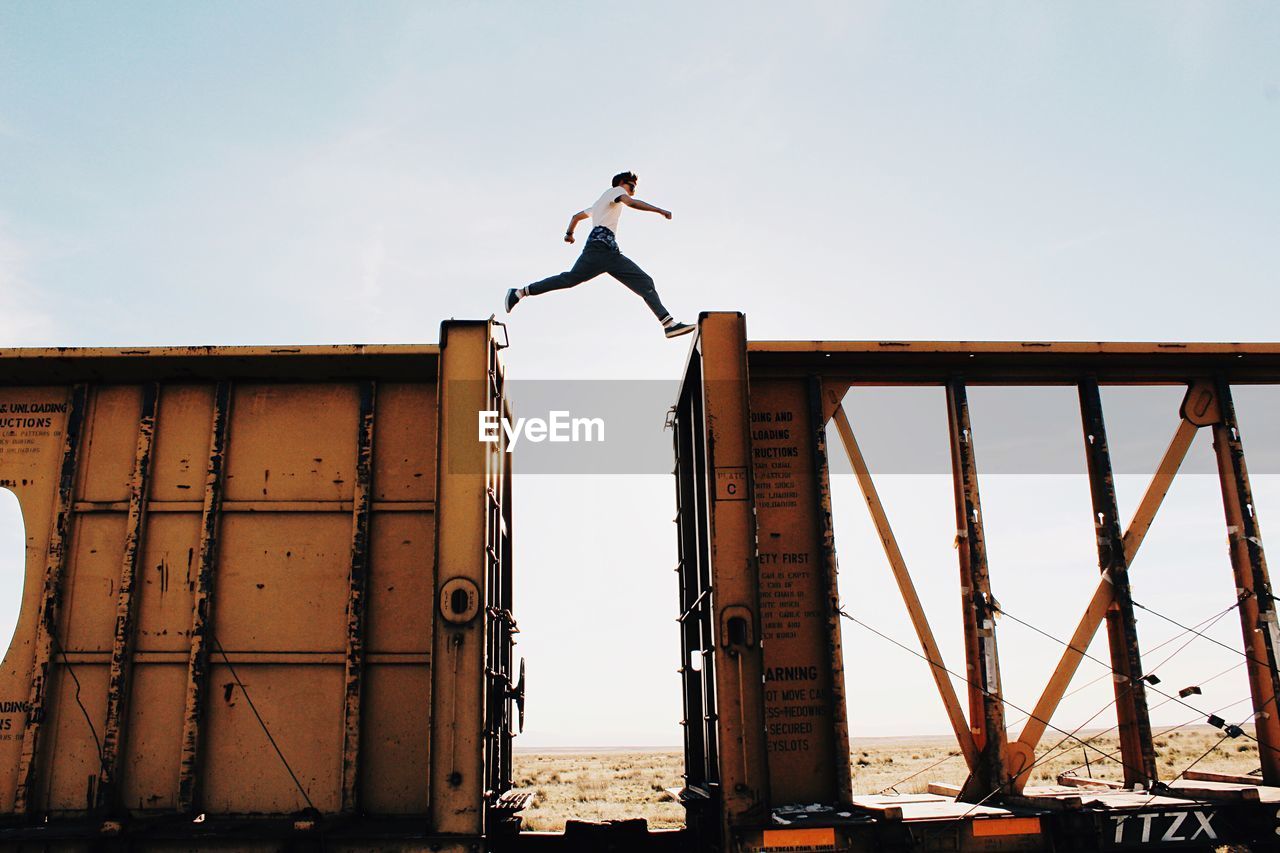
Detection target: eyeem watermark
<box><xmin>479</xmin><ymin>410</ymin><xmax>605</xmax><ymax>450</ymax></box>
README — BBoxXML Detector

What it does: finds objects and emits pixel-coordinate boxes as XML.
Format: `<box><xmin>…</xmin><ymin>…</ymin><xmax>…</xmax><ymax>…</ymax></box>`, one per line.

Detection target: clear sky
<box><xmin>1</xmin><ymin>3</ymin><xmax>1278</xmax><ymax>749</ymax></box>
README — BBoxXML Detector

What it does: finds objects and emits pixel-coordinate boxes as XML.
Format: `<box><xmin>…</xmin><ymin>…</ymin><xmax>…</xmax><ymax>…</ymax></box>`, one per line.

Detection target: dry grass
<box><xmin>512</xmin><ymin>749</ymin><xmax>685</xmax><ymax>831</ymax></box>
<box><xmin>513</xmin><ymin>727</ymin><xmax>1261</xmax><ymax>831</ymax></box>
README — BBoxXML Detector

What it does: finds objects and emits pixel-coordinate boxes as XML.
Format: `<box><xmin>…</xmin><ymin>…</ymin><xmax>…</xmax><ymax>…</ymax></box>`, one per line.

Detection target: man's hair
<box><xmin>611</xmin><ymin>171</ymin><xmax>638</xmax><ymax>188</ymax></box>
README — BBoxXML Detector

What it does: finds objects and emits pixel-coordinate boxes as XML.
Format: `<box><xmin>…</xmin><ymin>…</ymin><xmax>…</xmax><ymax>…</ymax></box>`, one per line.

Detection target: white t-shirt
<box><xmin>585</xmin><ymin>186</ymin><xmax>628</xmax><ymax>234</ymax></box>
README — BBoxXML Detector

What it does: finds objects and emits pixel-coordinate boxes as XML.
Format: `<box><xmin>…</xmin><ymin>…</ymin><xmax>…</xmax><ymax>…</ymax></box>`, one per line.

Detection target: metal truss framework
<box><xmin>673</xmin><ymin>312</ymin><xmax>1280</xmax><ymax>851</ymax></box>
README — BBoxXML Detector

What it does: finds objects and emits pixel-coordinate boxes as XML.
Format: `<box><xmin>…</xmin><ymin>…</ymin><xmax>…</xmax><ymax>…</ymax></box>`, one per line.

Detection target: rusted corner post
<box><xmin>98</xmin><ymin>383</ymin><xmax>161</xmax><ymax>811</ymax></box>
<box><xmin>14</xmin><ymin>384</ymin><xmax>89</xmax><ymax>816</ymax></box>
<box><xmin>946</xmin><ymin>380</ymin><xmax>1010</xmax><ymax>802</ymax></box>
<box><xmin>1078</xmin><ymin>379</ymin><xmax>1157</xmax><ymax>788</ymax></box>
<box><xmin>1211</xmin><ymin>380</ymin><xmax>1280</xmax><ymax>785</ymax></box>
<box><xmin>340</xmin><ymin>380</ymin><xmax>377</xmax><ymax>814</ymax></box>
<box><xmin>808</xmin><ymin>377</ymin><xmax>854</xmax><ymax>806</ymax></box>
<box><xmin>429</xmin><ymin>321</ymin><xmax>495</xmax><ymax>839</ymax></box>
<box><xmin>178</xmin><ymin>380</ymin><xmax>233</xmax><ymax>814</ymax></box>
<box><xmin>697</xmin><ymin>312</ymin><xmax>770</xmax><ymax>844</ymax></box>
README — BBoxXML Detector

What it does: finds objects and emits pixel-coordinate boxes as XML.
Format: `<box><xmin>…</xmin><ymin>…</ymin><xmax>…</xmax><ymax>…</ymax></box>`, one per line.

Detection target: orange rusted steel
<box><xmin>947</xmin><ymin>380</ymin><xmax>1010</xmax><ymax>802</ymax></box>
<box><xmin>675</xmin><ymin>313</ymin><xmax>770</xmax><ymax>852</ymax></box>
<box><xmin>0</xmin><ymin>328</ymin><xmax>512</xmax><ymax>848</ymax></box>
<box><xmin>702</xmin><ymin>314</ymin><xmax>771</xmax><ymax>828</ymax></box>
<box><xmin>1121</xmin><ymin>418</ymin><xmax>1203</xmax><ymax>564</ymax></box>
<box><xmin>177</xmin><ymin>379</ymin><xmax>232</xmax><ymax>814</ymax></box>
<box><xmin>678</xmin><ymin>317</ymin><xmax>1280</xmax><ymax>852</ymax></box>
<box><xmin>1212</xmin><ymin>381</ymin><xmax>1280</xmax><ymax>785</ymax></box>
<box><xmin>340</xmin><ymin>380</ymin><xmax>376</xmax><ymax>814</ymax></box>
<box><xmin>807</xmin><ymin>377</ymin><xmax>854</xmax><ymax>808</ymax></box>
<box><xmin>749</xmin><ymin>372</ymin><xmax>848</xmax><ymax>803</ymax></box>
<box><xmin>1078</xmin><ymin>379</ymin><xmax>1158</xmax><ymax>788</ymax></box>
<box><xmin>746</xmin><ymin>339</ymin><xmax>1280</xmax><ymax>384</ymax></box>
<box><xmin>97</xmin><ymin>382</ymin><xmax>160</xmax><ymax>811</ymax></box>
<box><xmin>430</xmin><ymin>320</ymin><xmax>512</xmax><ymax>839</ymax></box>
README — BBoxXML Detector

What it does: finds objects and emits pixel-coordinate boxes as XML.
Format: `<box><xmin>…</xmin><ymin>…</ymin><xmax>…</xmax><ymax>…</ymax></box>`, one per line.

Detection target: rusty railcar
<box><xmin>0</xmin><ymin>320</ymin><xmax>519</xmax><ymax>851</ymax></box>
<box><xmin>672</xmin><ymin>312</ymin><xmax>1280</xmax><ymax>852</ymax></box>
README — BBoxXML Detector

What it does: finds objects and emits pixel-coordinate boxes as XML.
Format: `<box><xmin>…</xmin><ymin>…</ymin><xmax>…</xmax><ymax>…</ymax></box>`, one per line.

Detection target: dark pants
<box><xmin>526</xmin><ymin>241</ymin><xmax>670</xmax><ymax>320</ymax></box>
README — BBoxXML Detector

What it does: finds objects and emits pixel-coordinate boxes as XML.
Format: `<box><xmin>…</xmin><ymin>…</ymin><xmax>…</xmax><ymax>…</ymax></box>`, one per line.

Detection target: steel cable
<box><xmin>836</xmin><ymin>609</ymin><xmax>1148</xmax><ymax>787</ymax></box>
<box><xmin>210</xmin><ymin>633</ymin><xmax>316</xmax><ymax>812</ymax></box>
<box><xmin>839</xmin><ymin>604</ymin><xmax>1259</xmax><ymax>813</ymax></box>
<box><xmin>50</xmin><ymin>632</ymin><xmax>107</xmax><ymax>776</ymax></box>
<box><xmin>1001</xmin><ymin>603</ymin><xmax>1237</xmax><ymax>733</ymax></box>
<box><xmin>993</xmin><ymin>602</ymin><xmax>1252</xmax><ymax>735</ymax></box>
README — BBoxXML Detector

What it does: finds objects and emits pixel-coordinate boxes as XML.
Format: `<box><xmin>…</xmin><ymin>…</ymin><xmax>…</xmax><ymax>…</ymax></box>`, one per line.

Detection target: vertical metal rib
<box><xmin>178</xmin><ymin>381</ymin><xmax>232</xmax><ymax>813</ymax></box>
<box><xmin>946</xmin><ymin>380</ymin><xmax>1010</xmax><ymax>802</ymax></box>
<box><xmin>1211</xmin><ymin>380</ymin><xmax>1280</xmax><ymax>784</ymax></box>
<box><xmin>808</xmin><ymin>377</ymin><xmax>853</xmax><ymax>804</ymax></box>
<box><xmin>1078</xmin><ymin>379</ymin><xmax>1157</xmax><ymax>787</ymax></box>
<box><xmin>14</xmin><ymin>384</ymin><xmax>89</xmax><ymax>815</ymax></box>
<box><xmin>340</xmin><ymin>381</ymin><xmax>376</xmax><ymax>814</ymax></box>
<box><xmin>98</xmin><ymin>382</ymin><xmax>161</xmax><ymax>810</ymax></box>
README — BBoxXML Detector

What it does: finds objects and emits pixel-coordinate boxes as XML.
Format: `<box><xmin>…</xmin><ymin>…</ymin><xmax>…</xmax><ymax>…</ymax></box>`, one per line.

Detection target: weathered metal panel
<box><xmin>0</xmin><ymin>330</ymin><xmax>510</xmax><ymax>842</ymax></box>
<box><xmin>748</xmin><ymin>377</ymin><xmax>844</xmax><ymax>804</ymax></box>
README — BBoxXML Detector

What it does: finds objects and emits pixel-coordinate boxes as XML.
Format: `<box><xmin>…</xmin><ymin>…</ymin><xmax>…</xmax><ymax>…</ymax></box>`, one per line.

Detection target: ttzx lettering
<box><xmin>1111</xmin><ymin>810</ymin><xmax>1216</xmax><ymax>844</ymax></box>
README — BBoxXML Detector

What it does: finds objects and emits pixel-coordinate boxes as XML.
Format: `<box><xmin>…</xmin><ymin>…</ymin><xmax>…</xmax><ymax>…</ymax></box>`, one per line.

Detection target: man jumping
<box><xmin>505</xmin><ymin>172</ymin><xmax>694</xmax><ymax>338</ymax></box>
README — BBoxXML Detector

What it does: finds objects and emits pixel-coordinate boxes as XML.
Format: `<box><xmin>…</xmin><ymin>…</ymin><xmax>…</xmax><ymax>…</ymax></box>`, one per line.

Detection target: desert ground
<box><xmin>513</xmin><ymin>726</ymin><xmax>1261</xmax><ymax>832</ymax></box>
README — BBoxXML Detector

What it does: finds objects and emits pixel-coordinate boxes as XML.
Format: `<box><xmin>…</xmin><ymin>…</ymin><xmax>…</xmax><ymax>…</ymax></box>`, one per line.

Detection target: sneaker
<box><xmin>664</xmin><ymin>322</ymin><xmax>695</xmax><ymax>339</ymax></box>
<box><xmin>504</xmin><ymin>288</ymin><xmax>520</xmax><ymax>313</ymax></box>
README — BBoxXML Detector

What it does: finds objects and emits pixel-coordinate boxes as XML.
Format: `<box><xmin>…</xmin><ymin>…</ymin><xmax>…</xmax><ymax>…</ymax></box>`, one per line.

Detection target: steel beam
<box><xmin>340</xmin><ymin>381</ymin><xmax>376</xmax><ymax>814</ymax></box>
<box><xmin>98</xmin><ymin>382</ymin><xmax>161</xmax><ymax>811</ymax></box>
<box><xmin>14</xmin><ymin>384</ymin><xmax>89</xmax><ymax>815</ymax></box>
<box><xmin>1078</xmin><ymin>379</ymin><xmax>1157</xmax><ymax>788</ymax></box>
<box><xmin>178</xmin><ymin>381</ymin><xmax>233</xmax><ymax>813</ymax></box>
<box><xmin>1212</xmin><ymin>381</ymin><xmax>1280</xmax><ymax>785</ymax></box>
<box><xmin>808</xmin><ymin>377</ymin><xmax>853</xmax><ymax>806</ymax></box>
<box><xmin>946</xmin><ymin>380</ymin><xmax>1010</xmax><ymax>802</ymax></box>
<box><xmin>429</xmin><ymin>321</ymin><xmax>495</xmax><ymax>838</ymax></box>
<box><xmin>747</xmin><ymin>340</ymin><xmax>1280</xmax><ymax>385</ymax></box>
<box><xmin>695</xmin><ymin>313</ymin><xmax>770</xmax><ymax>843</ymax></box>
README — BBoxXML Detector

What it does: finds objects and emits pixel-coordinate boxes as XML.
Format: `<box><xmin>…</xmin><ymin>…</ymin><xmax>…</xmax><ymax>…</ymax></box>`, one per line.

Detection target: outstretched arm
<box><xmin>620</xmin><ymin>195</ymin><xmax>673</xmax><ymax>220</ymax></box>
<box><xmin>564</xmin><ymin>210</ymin><xmax>590</xmax><ymax>243</ymax></box>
